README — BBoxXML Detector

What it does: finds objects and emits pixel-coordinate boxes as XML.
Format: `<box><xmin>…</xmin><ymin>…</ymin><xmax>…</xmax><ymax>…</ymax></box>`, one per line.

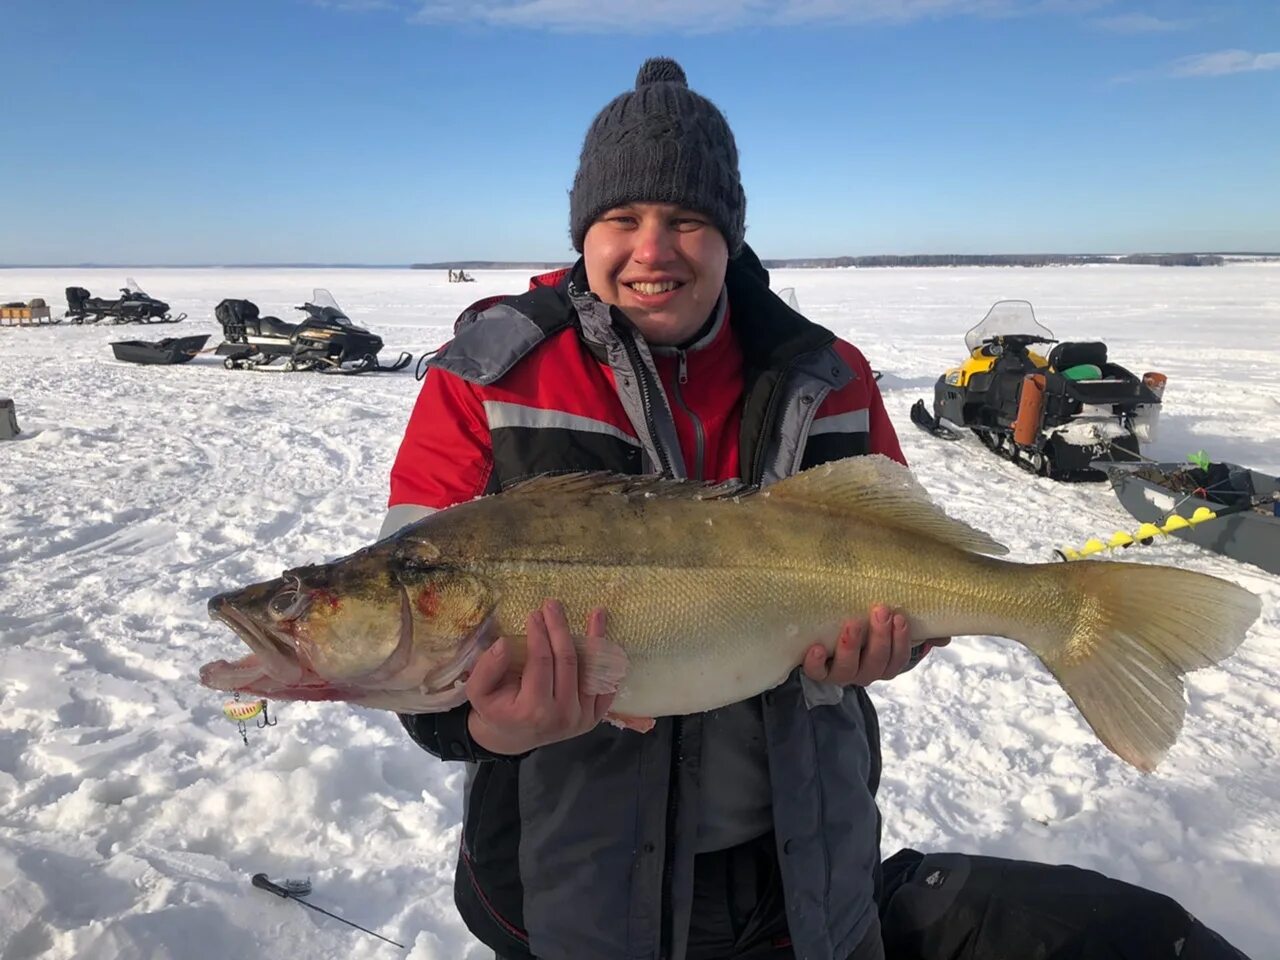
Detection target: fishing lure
<box><xmin>222</xmin><ymin>694</ymin><xmax>276</xmax><ymax>745</ymax></box>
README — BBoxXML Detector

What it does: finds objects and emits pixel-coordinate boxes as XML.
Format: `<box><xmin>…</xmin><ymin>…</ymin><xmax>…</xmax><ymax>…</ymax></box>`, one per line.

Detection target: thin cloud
<box><xmin>309</xmin><ymin>0</ymin><xmax>396</xmax><ymax>10</ymax></box>
<box><xmin>407</xmin><ymin>0</ymin><xmax>1111</xmax><ymax>32</ymax></box>
<box><xmin>1111</xmin><ymin>48</ymin><xmax>1280</xmax><ymax>84</ymax></box>
<box><xmin>1171</xmin><ymin>49</ymin><xmax>1280</xmax><ymax>76</ymax></box>
<box><xmin>1092</xmin><ymin>12</ymin><xmax>1190</xmax><ymax>33</ymax></box>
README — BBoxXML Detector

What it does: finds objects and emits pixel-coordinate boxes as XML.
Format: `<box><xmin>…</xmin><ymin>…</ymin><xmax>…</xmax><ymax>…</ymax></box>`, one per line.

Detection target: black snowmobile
<box><xmin>214</xmin><ymin>288</ymin><xmax>412</xmax><ymax>374</ymax></box>
<box><xmin>64</xmin><ymin>278</ymin><xmax>186</xmax><ymax>324</ymax></box>
<box><xmin>910</xmin><ymin>300</ymin><xmax>1164</xmax><ymax>480</ymax></box>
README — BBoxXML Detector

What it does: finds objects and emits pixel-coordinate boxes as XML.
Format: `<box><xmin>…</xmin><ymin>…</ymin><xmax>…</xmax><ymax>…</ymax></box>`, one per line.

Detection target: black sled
<box><xmin>64</xmin><ymin>278</ymin><xmax>185</xmax><ymax>324</ymax></box>
<box><xmin>214</xmin><ymin>289</ymin><xmax>412</xmax><ymax>374</ymax></box>
<box><xmin>913</xmin><ymin>300</ymin><xmax>1164</xmax><ymax>480</ymax></box>
<box><xmin>110</xmin><ymin>334</ymin><xmax>210</xmax><ymax>365</ymax></box>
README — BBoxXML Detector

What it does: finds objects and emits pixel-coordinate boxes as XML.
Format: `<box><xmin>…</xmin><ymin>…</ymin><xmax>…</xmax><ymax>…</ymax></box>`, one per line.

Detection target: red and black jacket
<box><xmin>385</xmin><ymin>248</ymin><xmax>905</xmax><ymax>960</ymax></box>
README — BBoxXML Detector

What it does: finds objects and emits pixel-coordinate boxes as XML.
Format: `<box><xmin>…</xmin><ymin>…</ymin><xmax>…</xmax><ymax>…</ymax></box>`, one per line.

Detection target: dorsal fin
<box><xmin>768</xmin><ymin>455</ymin><xmax>1008</xmax><ymax>556</ymax></box>
<box><xmin>501</xmin><ymin>471</ymin><xmax>754</xmax><ymax>502</ymax></box>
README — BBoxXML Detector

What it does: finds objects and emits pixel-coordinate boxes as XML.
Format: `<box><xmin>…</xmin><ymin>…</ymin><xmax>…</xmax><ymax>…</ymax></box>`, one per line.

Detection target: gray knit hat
<box><xmin>569</xmin><ymin>57</ymin><xmax>746</xmax><ymax>256</ymax></box>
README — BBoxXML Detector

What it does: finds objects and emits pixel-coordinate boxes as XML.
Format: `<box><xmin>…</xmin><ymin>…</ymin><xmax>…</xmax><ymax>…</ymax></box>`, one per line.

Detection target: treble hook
<box><xmin>257</xmin><ymin>702</ymin><xmax>278</xmax><ymax>729</ymax></box>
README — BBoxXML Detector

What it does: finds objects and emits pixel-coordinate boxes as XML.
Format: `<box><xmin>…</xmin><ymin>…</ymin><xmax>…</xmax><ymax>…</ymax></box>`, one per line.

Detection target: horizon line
<box><xmin>4</xmin><ymin>251</ymin><xmax>1280</xmax><ymax>270</ymax></box>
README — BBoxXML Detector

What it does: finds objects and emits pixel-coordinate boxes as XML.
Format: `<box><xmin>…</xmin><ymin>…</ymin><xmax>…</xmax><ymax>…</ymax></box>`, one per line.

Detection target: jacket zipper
<box><xmin>749</xmin><ymin>360</ymin><xmax>801</xmax><ymax>484</ymax></box>
<box><xmin>659</xmin><ymin>717</ymin><xmax>682</xmax><ymax>960</ymax></box>
<box><xmin>670</xmin><ymin>350</ymin><xmax>705</xmax><ymax>480</ymax></box>
<box><xmin>618</xmin><ymin>326</ymin><xmax>674</xmax><ymax>477</ymax></box>
<box><xmin>615</xmin><ymin>323</ymin><xmax>686</xmax><ymax>959</ymax></box>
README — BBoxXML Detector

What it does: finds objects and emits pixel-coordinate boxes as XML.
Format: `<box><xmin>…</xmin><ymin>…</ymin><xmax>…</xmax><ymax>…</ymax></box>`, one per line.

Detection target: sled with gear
<box><xmin>213</xmin><ymin>289</ymin><xmax>412</xmax><ymax>374</ymax></box>
<box><xmin>1094</xmin><ymin>456</ymin><xmax>1280</xmax><ymax>576</ymax></box>
<box><xmin>110</xmin><ymin>333</ymin><xmax>210</xmax><ymax>365</ymax></box>
<box><xmin>1</xmin><ymin>298</ymin><xmax>57</xmax><ymax>326</ymax></box>
<box><xmin>63</xmin><ymin>278</ymin><xmax>186</xmax><ymax>324</ymax></box>
<box><xmin>910</xmin><ymin>300</ymin><xmax>1165</xmax><ymax>480</ymax></box>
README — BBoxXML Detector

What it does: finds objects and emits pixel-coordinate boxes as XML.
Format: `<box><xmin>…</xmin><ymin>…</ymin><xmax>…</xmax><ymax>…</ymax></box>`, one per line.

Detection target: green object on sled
<box><xmin>1187</xmin><ymin>450</ymin><xmax>1211</xmax><ymax>471</ymax></box>
<box><xmin>1061</xmin><ymin>363</ymin><xmax>1103</xmax><ymax>381</ymax></box>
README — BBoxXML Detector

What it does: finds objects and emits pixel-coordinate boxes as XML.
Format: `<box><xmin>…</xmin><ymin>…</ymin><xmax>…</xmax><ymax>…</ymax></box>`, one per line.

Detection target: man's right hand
<box><xmin>465</xmin><ymin>599</ymin><xmax>616</xmax><ymax>756</ymax></box>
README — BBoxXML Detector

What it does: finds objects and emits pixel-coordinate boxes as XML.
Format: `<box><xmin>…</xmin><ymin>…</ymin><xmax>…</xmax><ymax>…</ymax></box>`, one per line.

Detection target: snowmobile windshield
<box><xmin>124</xmin><ymin>277</ymin><xmax>147</xmax><ymax>295</ymax></box>
<box><xmin>964</xmin><ymin>300</ymin><xmax>1055</xmax><ymax>352</ymax></box>
<box><xmin>308</xmin><ymin>288</ymin><xmax>352</xmax><ymax>325</ymax></box>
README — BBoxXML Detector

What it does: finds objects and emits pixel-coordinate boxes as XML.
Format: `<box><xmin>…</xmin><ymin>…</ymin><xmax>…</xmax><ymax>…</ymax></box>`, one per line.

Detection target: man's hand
<box><xmin>465</xmin><ymin>600</ymin><xmax>616</xmax><ymax>756</ymax></box>
<box><xmin>802</xmin><ymin>605</ymin><xmax>951</xmax><ymax>687</ymax></box>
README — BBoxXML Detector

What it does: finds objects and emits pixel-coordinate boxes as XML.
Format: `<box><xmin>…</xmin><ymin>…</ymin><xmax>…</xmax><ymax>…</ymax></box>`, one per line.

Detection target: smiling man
<box><xmin>385</xmin><ymin>58</ymin><xmax>918</xmax><ymax>960</ymax></box>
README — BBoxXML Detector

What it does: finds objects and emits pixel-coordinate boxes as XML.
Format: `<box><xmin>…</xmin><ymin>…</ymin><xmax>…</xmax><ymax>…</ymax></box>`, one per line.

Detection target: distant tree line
<box><xmin>412</xmin><ymin>254</ymin><xmax>1229</xmax><ymax>271</ymax></box>
<box><xmin>758</xmin><ymin>253</ymin><xmax>1225</xmax><ymax>268</ymax></box>
<box><xmin>412</xmin><ymin>261</ymin><xmax>567</xmax><ymax>270</ymax></box>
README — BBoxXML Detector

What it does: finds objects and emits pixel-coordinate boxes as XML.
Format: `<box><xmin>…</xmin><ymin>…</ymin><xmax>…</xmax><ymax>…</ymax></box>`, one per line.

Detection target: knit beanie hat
<box><xmin>569</xmin><ymin>57</ymin><xmax>746</xmax><ymax>257</ymax></box>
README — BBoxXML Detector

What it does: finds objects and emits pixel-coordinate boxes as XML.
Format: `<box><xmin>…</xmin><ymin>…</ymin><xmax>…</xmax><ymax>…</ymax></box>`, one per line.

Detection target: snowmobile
<box><xmin>910</xmin><ymin>300</ymin><xmax>1164</xmax><ymax>480</ymax></box>
<box><xmin>64</xmin><ymin>278</ymin><xmax>185</xmax><ymax>324</ymax></box>
<box><xmin>213</xmin><ymin>289</ymin><xmax>412</xmax><ymax>374</ymax></box>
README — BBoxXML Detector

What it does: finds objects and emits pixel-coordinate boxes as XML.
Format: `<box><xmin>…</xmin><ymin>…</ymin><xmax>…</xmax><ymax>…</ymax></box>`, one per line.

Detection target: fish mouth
<box><xmin>200</xmin><ymin>584</ymin><xmax>492</xmax><ymax>711</ymax></box>
<box><xmin>201</xmin><ymin>592</ymin><xmax>308</xmax><ymax>690</ymax></box>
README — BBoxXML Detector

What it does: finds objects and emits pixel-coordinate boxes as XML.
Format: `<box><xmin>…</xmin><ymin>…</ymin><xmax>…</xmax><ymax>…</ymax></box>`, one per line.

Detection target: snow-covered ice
<box><xmin>1</xmin><ymin>264</ymin><xmax>1277</xmax><ymax>958</ymax></box>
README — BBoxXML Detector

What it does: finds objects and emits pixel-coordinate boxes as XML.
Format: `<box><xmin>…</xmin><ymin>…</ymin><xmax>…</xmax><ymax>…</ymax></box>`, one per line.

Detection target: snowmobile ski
<box><xmin>910</xmin><ymin>399</ymin><xmax>963</xmax><ymax>441</ymax></box>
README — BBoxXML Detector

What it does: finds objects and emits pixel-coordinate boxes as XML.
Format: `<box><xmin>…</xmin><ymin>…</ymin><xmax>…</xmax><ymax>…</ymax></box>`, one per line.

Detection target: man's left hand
<box><xmin>801</xmin><ymin>605</ymin><xmax>951</xmax><ymax>686</ymax></box>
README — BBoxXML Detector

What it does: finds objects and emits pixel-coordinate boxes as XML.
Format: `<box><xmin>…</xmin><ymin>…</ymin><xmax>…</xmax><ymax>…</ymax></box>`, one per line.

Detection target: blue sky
<box><xmin>3</xmin><ymin>0</ymin><xmax>1277</xmax><ymax>264</ymax></box>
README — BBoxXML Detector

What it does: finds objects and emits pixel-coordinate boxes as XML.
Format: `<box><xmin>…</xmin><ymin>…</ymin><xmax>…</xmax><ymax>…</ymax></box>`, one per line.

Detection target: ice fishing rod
<box><xmin>252</xmin><ymin>873</ymin><xmax>405</xmax><ymax>948</ymax></box>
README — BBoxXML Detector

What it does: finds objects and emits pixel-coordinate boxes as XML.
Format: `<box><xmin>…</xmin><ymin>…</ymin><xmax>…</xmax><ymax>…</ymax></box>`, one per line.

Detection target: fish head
<box><xmin>200</xmin><ymin>537</ymin><xmax>497</xmax><ymax>708</ymax></box>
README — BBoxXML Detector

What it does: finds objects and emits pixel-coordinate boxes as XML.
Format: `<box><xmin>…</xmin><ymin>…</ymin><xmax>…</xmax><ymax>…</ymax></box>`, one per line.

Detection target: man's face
<box><xmin>583</xmin><ymin>202</ymin><xmax>729</xmax><ymax>347</ymax></box>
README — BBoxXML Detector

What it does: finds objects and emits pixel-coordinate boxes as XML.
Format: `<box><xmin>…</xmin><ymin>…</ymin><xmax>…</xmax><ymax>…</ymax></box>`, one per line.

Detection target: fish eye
<box><xmin>390</xmin><ymin>549</ymin><xmax>439</xmax><ymax>582</ymax></box>
<box><xmin>267</xmin><ymin>580</ymin><xmax>309</xmax><ymax>621</ymax></box>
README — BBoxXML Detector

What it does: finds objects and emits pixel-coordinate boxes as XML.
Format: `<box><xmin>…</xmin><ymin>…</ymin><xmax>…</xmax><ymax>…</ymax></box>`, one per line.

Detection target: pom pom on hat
<box><xmin>635</xmin><ymin>57</ymin><xmax>687</xmax><ymax>87</ymax></box>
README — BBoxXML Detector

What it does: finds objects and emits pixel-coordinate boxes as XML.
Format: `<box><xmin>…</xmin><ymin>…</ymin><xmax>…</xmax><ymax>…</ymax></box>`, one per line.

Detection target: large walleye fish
<box><xmin>199</xmin><ymin>456</ymin><xmax>1261</xmax><ymax>771</ymax></box>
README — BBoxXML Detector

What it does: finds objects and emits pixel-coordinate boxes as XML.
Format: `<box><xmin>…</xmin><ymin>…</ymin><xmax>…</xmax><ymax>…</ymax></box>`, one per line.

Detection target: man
<box><xmin>384</xmin><ymin>57</ymin><xmax>933</xmax><ymax>960</ymax></box>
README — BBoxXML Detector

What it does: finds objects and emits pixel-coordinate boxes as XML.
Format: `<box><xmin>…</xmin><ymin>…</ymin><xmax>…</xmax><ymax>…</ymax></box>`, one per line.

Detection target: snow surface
<box><xmin>1</xmin><ymin>264</ymin><xmax>1278</xmax><ymax>959</ymax></box>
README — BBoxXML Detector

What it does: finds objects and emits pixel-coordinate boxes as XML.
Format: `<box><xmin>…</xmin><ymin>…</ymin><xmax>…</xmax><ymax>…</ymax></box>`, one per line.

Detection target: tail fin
<box><xmin>1032</xmin><ymin>561</ymin><xmax>1260</xmax><ymax>772</ymax></box>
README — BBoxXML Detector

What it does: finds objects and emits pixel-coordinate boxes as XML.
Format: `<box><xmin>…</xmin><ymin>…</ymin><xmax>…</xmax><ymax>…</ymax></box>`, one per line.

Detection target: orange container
<box><xmin>1142</xmin><ymin>371</ymin><xmax>1167</xmax><ymax>399</ymax></box>
<box><xmin>1013</xmin><ymin>373</ymin><xmax>1046</xmax><ymax>446</ymax></box>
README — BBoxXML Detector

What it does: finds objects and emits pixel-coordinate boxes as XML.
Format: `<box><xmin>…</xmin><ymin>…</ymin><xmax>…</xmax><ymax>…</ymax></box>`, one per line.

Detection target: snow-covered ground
<box><xmin>1</xmin><ymin>264</ymin><xmax>1277</xmax><ymax>959</ymax></box>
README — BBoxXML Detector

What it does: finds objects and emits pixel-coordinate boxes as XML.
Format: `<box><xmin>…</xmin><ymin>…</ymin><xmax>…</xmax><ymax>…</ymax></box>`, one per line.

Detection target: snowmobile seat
<box><xmin>258</xmin><ymin>314</ymin><xmax>297</xmax><ymax>338</ymax></box>
<box><xmin>1049</xmin><ymin>341</ymin><xmax>1108</xmax><ymax>373</ymax></box>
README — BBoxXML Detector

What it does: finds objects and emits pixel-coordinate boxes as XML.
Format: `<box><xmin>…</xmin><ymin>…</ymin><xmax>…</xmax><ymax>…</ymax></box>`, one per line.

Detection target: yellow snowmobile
<box><xmin>910</xmin><ymin>300</ymin><xmax>1165</xmax><ymax>479</ymax></box>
